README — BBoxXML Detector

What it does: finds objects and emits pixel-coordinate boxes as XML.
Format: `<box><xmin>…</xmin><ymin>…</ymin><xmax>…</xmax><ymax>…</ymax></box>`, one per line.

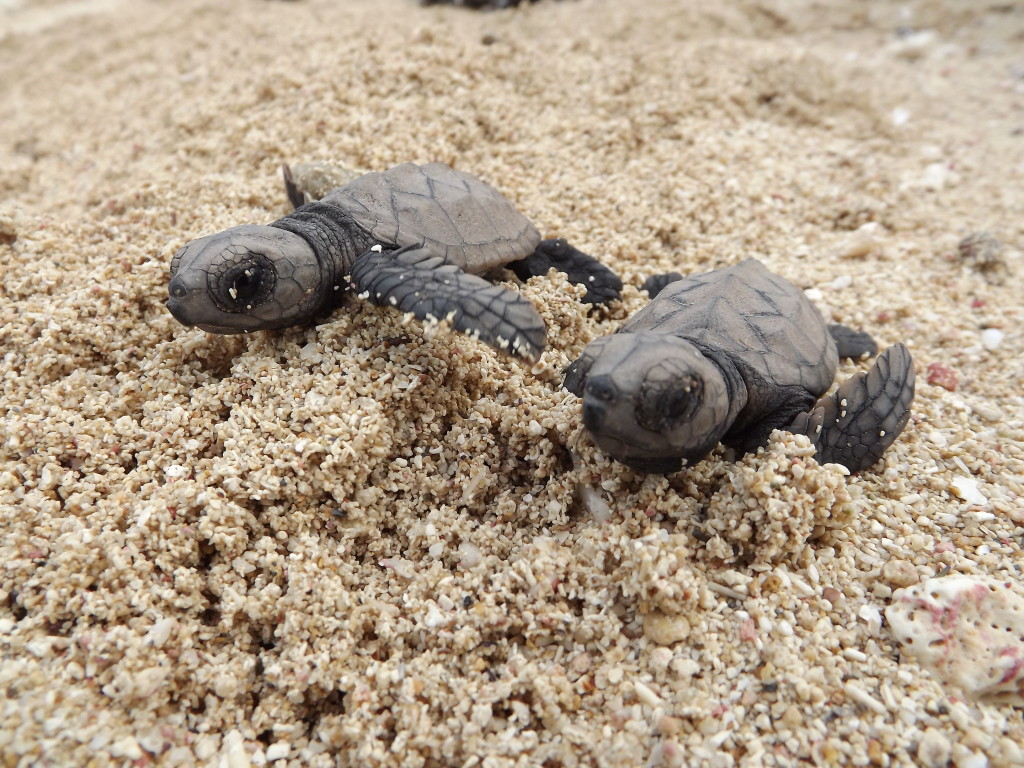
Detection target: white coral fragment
<box><xmin>885</xmin><ymin>575</ymin><xmax>1024</xmax><ymax>705</ymax></box>
<box><xmin>579</xmin><ymin>485</ymin><xmax>612</xmax><ymax>523</ymax></box>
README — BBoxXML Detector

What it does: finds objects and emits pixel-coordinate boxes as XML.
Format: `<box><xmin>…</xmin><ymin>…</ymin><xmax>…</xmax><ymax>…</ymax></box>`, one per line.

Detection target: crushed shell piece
<box><xmin>949</xmin><ymin>475</ymin><xmax>987</xmax><ymax>506</ymax></box>
<box><xmin>885</xmin><ymin>575</ymin><xmax>1024</xmax><ymax>705</ymax></box>
<box><xmin>579</xmin><ymin>486</ymin><xmax>612</xmax><ymax>522</ymax></box>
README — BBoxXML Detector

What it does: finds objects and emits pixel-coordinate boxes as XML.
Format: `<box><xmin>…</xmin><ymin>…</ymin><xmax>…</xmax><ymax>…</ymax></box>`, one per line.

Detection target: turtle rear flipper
<box><xmin>351</xmin><ymin>246</ymin><xmax>547</xmax><ymax>361</ymax></box>
<box><xmin>828</xmin><ymin>323</ymin><xmax>878</xmax><ymax>359</ymax></box>
<box><xmin>790</xmin><ymin>342</ymin><xmax>915</xmax><ymax>472</ymax></box>
<box><xmin>640</xmin><ymin>272</ymin><xmax>684</xmax><ymax>299</ymax></box>
<box><xmin>509</xmin><ymin>238</ymin><xmax>622</xmax><ymax>305</ymax></box>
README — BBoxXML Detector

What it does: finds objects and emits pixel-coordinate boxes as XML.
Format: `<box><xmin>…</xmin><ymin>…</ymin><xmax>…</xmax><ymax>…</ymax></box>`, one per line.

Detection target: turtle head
<box><xmin>166</xmin><ymin>225</ymin><xmax>324</xmax><ymax>333</ymax></box>
<box><xmin>571</xmin><ymin>333</ymin><xmax>735</xmax><ymax>472</ymax></box>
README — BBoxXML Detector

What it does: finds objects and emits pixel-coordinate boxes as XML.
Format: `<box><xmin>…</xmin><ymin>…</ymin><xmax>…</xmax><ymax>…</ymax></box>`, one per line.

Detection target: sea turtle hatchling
<box><xmin>166</xmin><ymin>162</ymin><xmax>622</xmax><ymax>360</ymax></box>
<box><xmin>565</xmin><ymin>259</ymin><xmax>915</xmax><ymax>473</ymax></box>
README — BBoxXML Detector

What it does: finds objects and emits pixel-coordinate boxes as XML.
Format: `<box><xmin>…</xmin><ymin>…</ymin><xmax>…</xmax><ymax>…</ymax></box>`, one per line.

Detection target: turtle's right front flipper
<box><xmin>350</xmin><ymin>247</ymin><xmax>547</xmax><ymax>361</ymax></box>
<box><xmin>790</xmin><ymin>342</ymin><xmax>915</xmax><ymax>473</ymax></box>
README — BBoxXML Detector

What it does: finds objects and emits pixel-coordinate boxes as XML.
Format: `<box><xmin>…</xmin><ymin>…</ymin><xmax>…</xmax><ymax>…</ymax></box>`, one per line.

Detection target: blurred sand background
<box><xmin>1</xmin><ymin>0</ymin><xmax>1023</xmax><ymax>765</ymax></box>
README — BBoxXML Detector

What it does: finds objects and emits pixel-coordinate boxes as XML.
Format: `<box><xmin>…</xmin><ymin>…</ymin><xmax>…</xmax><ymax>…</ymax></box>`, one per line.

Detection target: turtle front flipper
<box><xmin>282</xmin><ymin>164</ymin><xmax>309</xmax><ymax>210</ymax></box>
<box><xmin>351</xmin><ymin>246</ymin><xmax>547</xmax><ymax>361</ymax></box>
<box><xmin>509</xmin><ymin>238</ymin><xmax>623</xmax><ymax>305</ymax></box>
<box><xmin>790</xmin><ymin>342</ymin><xmax>915</xmax><ymax>472</ymax></box>
<box><xmin>563</xmin><ymin>336</ymin><xmax>615</xmax><ymax>396</ymax></box>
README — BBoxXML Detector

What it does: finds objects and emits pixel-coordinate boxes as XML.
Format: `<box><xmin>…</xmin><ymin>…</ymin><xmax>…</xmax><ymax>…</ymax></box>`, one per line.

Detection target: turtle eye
<box><xmin>637</xmin><ymin>376</ymin><xmax>701</xmax><ymax>432</ymax></box>
<box><xmin>210</xmin><ymin>253</ymin><xmax>277</xmax><ymax>312</ymax></box>
<box><xmin>231</xmin><ymin>267</ymin><xmax>262</xmax><ymax>303</ymax></box>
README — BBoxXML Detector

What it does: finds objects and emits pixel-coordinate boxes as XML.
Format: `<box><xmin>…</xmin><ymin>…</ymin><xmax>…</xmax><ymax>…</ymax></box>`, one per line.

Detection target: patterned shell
<box><xmin>322</xmin><ymin>162</ymin><xmax>542</xmax><ymax>273</ymax></box>
<box><xmin>621</xmin><ymin>259</ymin><xmax>839</xmax><ymax>395</ymax></box>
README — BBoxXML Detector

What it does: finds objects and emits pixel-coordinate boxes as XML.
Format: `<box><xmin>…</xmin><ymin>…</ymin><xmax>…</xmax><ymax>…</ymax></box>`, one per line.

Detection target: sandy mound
<box><xmin>1</xmin><ymin>0</ymin><xmax>1022</xmax><ymax>765</ymax></box>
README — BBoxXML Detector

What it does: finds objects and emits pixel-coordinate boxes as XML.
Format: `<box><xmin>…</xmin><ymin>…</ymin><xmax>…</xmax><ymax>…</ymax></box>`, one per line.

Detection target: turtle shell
<box><xmin>620</xmin><ymin>259</ymin><xmax>838</xmax><ymax>395</ymax></box>
<box><xmin>322</xmin><ymin>162</ymin><xmax>542</xmax><ymax>274</ymax></box>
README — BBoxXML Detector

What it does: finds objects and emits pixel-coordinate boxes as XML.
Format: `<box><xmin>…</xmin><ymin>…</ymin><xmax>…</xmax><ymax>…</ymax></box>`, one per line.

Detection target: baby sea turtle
<box><xmin>166</xmin><ymin>162</ymin><xmax>622</xmax><ymax>361</ymax></box>
<box><xmin>565</xmin><ymin>259</ymin><xmax>915</xmax><ymax>473</ymax></box>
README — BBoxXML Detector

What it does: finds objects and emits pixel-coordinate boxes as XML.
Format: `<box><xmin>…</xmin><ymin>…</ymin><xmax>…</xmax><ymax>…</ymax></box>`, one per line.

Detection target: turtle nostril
<box><xmin>586</xmin><ymin>375</ymin><xmax>617</xmax><ymax>403</ymax></box>
<box><xmin>168</xmin><ymin>278</ymin><xmax>188</xmax><ymax>299</ymax></box>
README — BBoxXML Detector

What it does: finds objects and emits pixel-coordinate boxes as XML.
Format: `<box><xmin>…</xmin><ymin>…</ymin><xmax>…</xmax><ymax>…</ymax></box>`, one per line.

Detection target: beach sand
<box><xmin>1</xmin><ymin>0</ymin><xmax>1023</xmax><ymax>765</ymax></box>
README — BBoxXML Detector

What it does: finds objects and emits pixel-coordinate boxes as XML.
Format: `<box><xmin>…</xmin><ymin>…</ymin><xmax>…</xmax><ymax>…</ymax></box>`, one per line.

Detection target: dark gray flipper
<box><xmin>283</xmin><ymin>164</ymin><xmax>309</xmax><ymax>210</ymax></box>
<box><xmin>351</xmin><ymin>247</ymin><xmax>547</xmax><ymax>361</ymax></box>
<box><xmin>509</xmin><ymin>238</ymin><xmax>622</xmax><ymax>305</ymax></box>
<box><xmin>828</xmin><ymin>323</ymin><xmax>878</xmax><ymax>359</ymax></box>
<box><xmin>640</xmin><ymin>272</ymin><xmax>683</xmax><ymax>299</ymax></box>
<box><xmin>790</xmin><ymin>342</ymin><xmax>915</xmax><ymax>472</ymax></box>
<box><xmin>562</xmin><ymin>336</ymin><xmax>614</xmax><ymax>396</ymax></box>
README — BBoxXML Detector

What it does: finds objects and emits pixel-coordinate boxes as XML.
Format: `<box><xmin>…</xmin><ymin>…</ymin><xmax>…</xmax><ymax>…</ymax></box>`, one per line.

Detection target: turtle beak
<box><xmin>166</xmin><ymin>274</ymin><xmax>237</xmax><ymax>333</ymax></box>
<box><xmin>582</xmin><ymin>401</ymin><xmax>604</xmax><ymax>430</ymax></box>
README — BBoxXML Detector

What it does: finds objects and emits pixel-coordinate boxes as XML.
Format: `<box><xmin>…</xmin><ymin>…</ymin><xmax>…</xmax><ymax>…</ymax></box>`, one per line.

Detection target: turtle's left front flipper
<box><xmin>790</xmin><ymin>342</ymin><xmax>915</xmax><ymax>472</ymax></box>
<box><xmin>350</xmin><ymin>246</ymin><xmax>547</xmax><ymax>361</ymax></box>
<box><xmin>510</xmin><ymin>238</ymin><xmax>623</xmax><ymax>305</ymax></box>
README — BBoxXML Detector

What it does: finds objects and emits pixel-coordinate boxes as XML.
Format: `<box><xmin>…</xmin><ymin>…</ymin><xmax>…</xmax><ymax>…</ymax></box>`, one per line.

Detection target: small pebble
<box><xmin>917</xmin><ymin>728</ymin><xmax>952</xmax><ymax>768</ymax></box>
<box><xmin>569</xmin><ymin>653</ymin><xmax>592</xmax><ymax>677</ymax></box>
<box><xmin>831</xmin><ymin>274</ymin><xmax>853</xmax><ymax>290</ymax></box>
<box><xmin>425</xmin><ymin>605</ymin><xmax>445</xmax><ymax>628</ymax></box>
<box><xmin>633</xmin><ymin>680</ymin><xmax>664</xmax><ymax>707</ymax></box>
<box><xmin>580</xmin><ymin>486</ymin><xmax>612</xmax><ymax>523</ymax></box>
<box><xmin>266</xmin><ymin>743</ymin><xmax>290</xmax><ymax>761</ymax></box>
<box><xmin>781</xmin><ymin>705</ymin><xmax>802</xmax><ymax>729</ymax></box>
<box><xmin>892</xmin><ymin>29</ymin><xmax>937</xmax><ymax>60</ymax></box>
<box><xmin>804</xmin><ymin>287</ymin><xmax>825</xmax><ymax>302</ymax></box>
<box><xmin>837</xmin><ymin>223</ymin><xmax>881</xmax><ymax>259</ymax></box>
<box><xmin>881</xmin><ymin>559</ymin><xmax>919</xmax><ymax>588</ymax></box>
<box><xmin>955</xmin><ymin>752</ymin><xmax>989</xmax><ymax>768</ymax></box>
<box><xmin>109</xmin><ymin>737</ymin><xmax>143</xmax><ymax>760</ymax></box>
<box><xmin>222</xmin><ymin>731</ymin><xmax>250</xmax><ymax>768</ymax></box>
<box><xmin>644</xmin><ymin>611</ymin><xmax>691</xmax><ymax>645</ymax></box>
<box><xmin>298</xmin><ymin>342</ymin><xmax>321</xmax><ymax>362</ymax></box>
<box><xmin>926</xmin><ymin>362</ymin><xmax>958</xmax><ymax>391</ymax></box>
<box><xmin>658</xmin><ymin>715</ymin><xmax>684</xmax><ymax>736</ymax></box>
<box><xmin>980</xmin><ymin>328</ymin><xmax>1003</xmax><ymax>350</ymax></box>
<box><xmin>958</xmin><ymin>232</ymin><xmax>1006</xmax><ymax>279</ymax></box>
<box><xmin>844</xmin><ymin>681</ymin><xmax>886</xmax><ymax>714</ymax></box>
<box><xmin>857</xmin><ymin>604</ymin><xmax>883</xmax><ymax>635</ymax></box>
<box><xmin>971</xmin><ymin>401</ymin><xmax>1001</xmax><ymax>422</ymax></box>
<box><xmin>822</xmin><ymin>586</ymin><xmax>842</xmax><ymax>604</ymax></box>
<box><xmin>458</xmin><ymin>542</ymin><xmax>482</xmax><ymax>568</ymax></box>
<box><xmin>921</xmin><ymin>162</ymin><xmax>951</xmax><ymax>189</ymax></box>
